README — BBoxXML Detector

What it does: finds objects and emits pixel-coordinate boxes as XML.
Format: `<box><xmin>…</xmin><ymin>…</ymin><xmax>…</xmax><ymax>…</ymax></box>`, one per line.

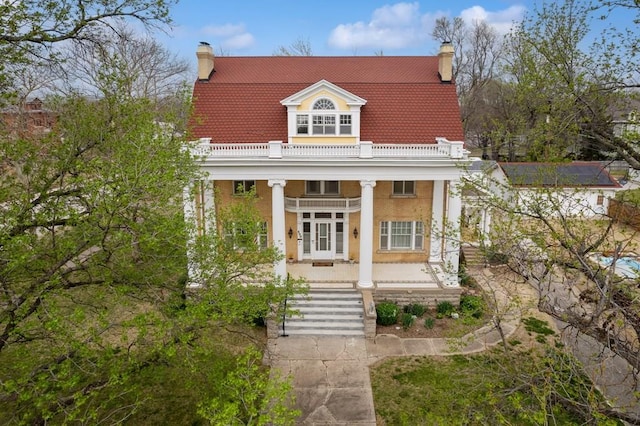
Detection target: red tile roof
<box><xmin>190</xmin><ymin>56</ymin><xmax>464</xmax><ymax>144</ymax></box>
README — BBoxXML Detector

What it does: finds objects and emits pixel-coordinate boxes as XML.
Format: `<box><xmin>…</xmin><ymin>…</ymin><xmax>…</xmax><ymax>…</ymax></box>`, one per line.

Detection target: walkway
<box><xmin>265</xmin><ymin>267</ymin><xmax>522</xmax><ymax>425</ymax></box>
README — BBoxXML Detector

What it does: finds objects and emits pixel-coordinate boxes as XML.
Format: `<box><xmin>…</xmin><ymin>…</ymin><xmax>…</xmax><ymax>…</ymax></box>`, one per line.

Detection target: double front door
<box><xmin>301</xmin><ymin>212</ymin><xmax>345</xmax><ymax>260</ymax></box>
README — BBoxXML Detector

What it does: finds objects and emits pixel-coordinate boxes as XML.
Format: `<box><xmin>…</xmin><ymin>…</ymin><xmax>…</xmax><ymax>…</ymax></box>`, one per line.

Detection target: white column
<box><xmin>183</xmin><ymin>183</ymin><xmax>200</xmax><ymax>287</ymax></box>
<box><xmin>481</xmin><ymin>208</ymin><xmax>491</xmax><ymax>245</ymax></box>
<box><xmin>429</xmin><ymin>180</ymin><xmax>445</xmax><ymax>263</ymax></box>
<box><xmin>202</xmin><ymin>179</ymin><xmax>216</xmax><ymax>234</ymax></box>
<box><xmin>358</xmin><ymin>180</ymin><xmax>376</xmax><ymax>288</ymax></box>
<box><xmin>268</xmin><ymin>179</ymin><xmax>287</xmax><ymax>279</ymax></box>
<box><xmin>444</xmin><ymin>180</ymin><xmax>462</xmax><ymax>287</ymax></box>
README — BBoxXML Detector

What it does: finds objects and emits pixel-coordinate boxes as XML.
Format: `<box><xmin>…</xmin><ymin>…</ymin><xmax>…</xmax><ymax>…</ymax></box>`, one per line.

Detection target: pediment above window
<box><xmin>280</xmin><ymin>79</ymin><xmax>367</xmax><ymax>108</ymax></box>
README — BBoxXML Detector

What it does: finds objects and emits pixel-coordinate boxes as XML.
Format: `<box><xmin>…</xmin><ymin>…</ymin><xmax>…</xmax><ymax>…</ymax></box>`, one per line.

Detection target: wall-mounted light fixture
<box><xmin>353</xmin><ymin>227</ymin><xmax>359</xmax><ymax>239</ymax></box>
<box><xmin>288</xmin><ymin>227</ymin><xmax>294</xmax><ymax>239</ymax></box>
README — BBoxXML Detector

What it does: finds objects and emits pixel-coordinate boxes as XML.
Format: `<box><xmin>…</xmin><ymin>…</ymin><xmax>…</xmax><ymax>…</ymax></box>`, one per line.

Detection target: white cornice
<box><xmin>197</xmin><ymin>160</ymin><xmax>468</xmax><ymax>181</ymax></box>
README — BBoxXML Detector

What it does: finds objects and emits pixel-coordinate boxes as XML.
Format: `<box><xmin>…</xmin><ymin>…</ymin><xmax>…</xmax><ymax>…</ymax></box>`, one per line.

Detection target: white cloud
<box><xmin>460</xmin><ymin>5</ymin><xmax>525</xmax><ymax>35</ymax></box>
<box><xmin>328</xmin><ymin>2</ymin><xmax>429</xmax><ymax>50</ymax></box>
<box><xmin>199</xmin><ymin>23</ymin><xmax>255</xmax><ymax>50</ymax></box>
<box><xmin>328</xmin><ymin>2</ymin><xmax>527</xmax><ymax>52</ymax></box>
<box><xmin>222</xmin><ymin>33</ymin><xmax>255</xmax><ymax>50</ymax></box>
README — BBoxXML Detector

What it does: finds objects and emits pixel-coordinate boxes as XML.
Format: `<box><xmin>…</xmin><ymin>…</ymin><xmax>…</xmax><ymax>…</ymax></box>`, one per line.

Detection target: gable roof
<box><xmin>499</xmin><ymin>162</ymin><xmax>621</xmax><ymax>188</ymax></box>
<box><xmin>190</xmin><ymin>56</ymin><xmax>464</xmax><ymax>144</ymax></box>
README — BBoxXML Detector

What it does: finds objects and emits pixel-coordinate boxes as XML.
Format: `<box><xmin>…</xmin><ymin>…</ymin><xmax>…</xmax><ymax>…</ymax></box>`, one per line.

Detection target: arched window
<box><xmin>313</xmin><ymin>98</ymin><xmax>335</xmax><ymax>110</ymax></box>
<box><xmin>295</xmin><ymin>97</ymin><xmax>352</xmax><ymax>136</ymax></box>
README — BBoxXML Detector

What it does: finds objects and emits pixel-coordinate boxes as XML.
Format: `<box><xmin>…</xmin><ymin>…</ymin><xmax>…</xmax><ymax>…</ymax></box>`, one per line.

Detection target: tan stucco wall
<box><xmin>298</xmin><ymin>90</ymin><xmax>349</xmax><ymax>111</ymax></box>
<box><xmin>372</xmin><ymin>181</ymin><xmax>433</xmax><ymax>263</ymax></box>
<box><xmin>210</xmin><ymin>179</ymin><xmax>434</xmax><ymax>263</ymax></box>
<box><xmin>290</xmin><ymin>136</ymin><xmax>357</xmax><ymax>144</ymax></box>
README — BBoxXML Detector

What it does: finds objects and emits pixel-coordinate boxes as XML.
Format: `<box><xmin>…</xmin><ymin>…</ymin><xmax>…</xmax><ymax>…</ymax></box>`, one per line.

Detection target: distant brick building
<box><xmin>1</xmin><ymin>98</ymin><xmax>56</xmax><ymax>138</ymax></box>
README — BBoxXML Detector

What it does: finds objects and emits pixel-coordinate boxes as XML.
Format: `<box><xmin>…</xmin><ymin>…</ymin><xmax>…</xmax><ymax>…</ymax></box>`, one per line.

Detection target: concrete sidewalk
<box><xmin>265</xmin><ymin>267</ymin><xmax>523</xmax><ymax>425</ymax></box>
<box><xmin>266</xmin><ymin>336</ymin><xmax>376</xmax><ymax>426</ymax></box>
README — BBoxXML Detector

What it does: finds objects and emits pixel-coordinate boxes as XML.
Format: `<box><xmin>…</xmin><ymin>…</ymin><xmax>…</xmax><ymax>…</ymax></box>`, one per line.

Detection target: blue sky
<box><xmin>158</xmin><ymin>0</ymin><xmax>530</xmax><ymax>59</ymax></box>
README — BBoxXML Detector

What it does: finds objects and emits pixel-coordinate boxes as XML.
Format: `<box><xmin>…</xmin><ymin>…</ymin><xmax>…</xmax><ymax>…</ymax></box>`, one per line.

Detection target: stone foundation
<box><xmin>361</xmin><ymin>290</ymin><xmax>377</xmax><ymax>339</ymax></box>
<box><xmin>372</xmin><ymin>287</ymin><xmax>462</xmax><ymax>307</ymax></box>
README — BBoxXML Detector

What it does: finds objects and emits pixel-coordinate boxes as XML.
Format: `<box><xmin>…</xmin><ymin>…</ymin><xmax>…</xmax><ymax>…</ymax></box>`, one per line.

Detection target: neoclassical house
<box><xmin>185</xmin><ymin>42</ymin><xmax>469</xmax><ymax>298</ymax></box>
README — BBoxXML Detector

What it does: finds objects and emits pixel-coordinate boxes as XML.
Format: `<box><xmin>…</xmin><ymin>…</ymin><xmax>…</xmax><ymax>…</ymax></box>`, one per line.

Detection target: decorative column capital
<box><xmin>268</xmin><ymin>179</ymin><xmax>287</xmax><ymax>188</ymax></box>
<box><xmin>360</xmin><ymin>179</ymin><xmax>377</xmax><ymax>188</ymax></box>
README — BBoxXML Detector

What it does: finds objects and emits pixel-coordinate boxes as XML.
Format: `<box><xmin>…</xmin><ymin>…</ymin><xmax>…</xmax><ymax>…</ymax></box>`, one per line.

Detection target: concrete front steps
<box><xmin>281</xmin><ymin>289</ymin><xmax>365</xmax><ymax>337</ymax></box>
<box><xmin>462</xmin><ymin>245</ymin><xmax>486</xmax><ymax>266</ymax></box>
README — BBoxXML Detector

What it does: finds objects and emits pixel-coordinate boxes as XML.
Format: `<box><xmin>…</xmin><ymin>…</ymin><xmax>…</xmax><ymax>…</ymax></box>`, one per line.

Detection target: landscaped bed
<box><xmin>375</xmin><ymin>291</ymin><xmax>488</xmax><ymax>339</ymax></box>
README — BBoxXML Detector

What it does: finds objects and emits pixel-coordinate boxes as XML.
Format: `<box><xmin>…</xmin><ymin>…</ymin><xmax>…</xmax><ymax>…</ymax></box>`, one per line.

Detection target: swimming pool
<box><xmin>599</xmin><ymin>256</ymin><xmax>640</xmax><ymax>278</ymax></box>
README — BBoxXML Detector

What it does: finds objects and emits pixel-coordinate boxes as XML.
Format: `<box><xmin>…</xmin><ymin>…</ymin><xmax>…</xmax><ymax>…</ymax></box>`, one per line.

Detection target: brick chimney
<box><xmin>197</xmin><ymin>42</ymin><xmax>215</xmax><ymax>81</ymax></box>
<box><xmin>438</xmin><ymin>41</ymin><xmax>454</xmax><ymax>83</ymax></box>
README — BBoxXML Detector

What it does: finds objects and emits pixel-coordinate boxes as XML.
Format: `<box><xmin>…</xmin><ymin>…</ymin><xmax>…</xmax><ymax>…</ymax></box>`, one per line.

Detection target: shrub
<box><xmin>423</xmin><ymin>317</ymin><xmax>435</xmax><ymax>329</ymax></box>
<box><xmin>401</xmin><ymin>313</ymin><xmax>415</xmax><ymax>330</ymax></box>
<box><xmin>459</xmin><ymin>295</ymin><xmax>485</xmax><ymax>319</ymax></box>
<box><xmin>436</xmin><ymin>301</ymin><xmax>455</xmax><ymax>319</ymax></box>
<box><xmin>376</xmin><ymin>302</ymin><xmax>399</xmax><ymax>326</ymax></box>
<box><xmin>403</xmin><ymin>303</ymin><xmax>426</xmax><ymax>317</ymax></box>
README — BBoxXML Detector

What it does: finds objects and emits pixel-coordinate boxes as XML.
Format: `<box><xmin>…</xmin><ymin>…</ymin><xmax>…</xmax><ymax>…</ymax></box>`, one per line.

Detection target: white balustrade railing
<box><xmin>191</xmin><ymin>138</ymin><xmax>466</xmax><ymax>160</ymax></box>
<box><xmin>284</xmin><ymin>197</ymin><xmax>362</xmax><ymax>212</ymax></box>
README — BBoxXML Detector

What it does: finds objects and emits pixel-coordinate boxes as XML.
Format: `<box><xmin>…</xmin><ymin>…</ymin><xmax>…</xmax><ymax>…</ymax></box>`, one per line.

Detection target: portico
<box><xmin>187</xmin><ymin>139</ymin><xmax>469</xmax><ymax>289</ymax></box>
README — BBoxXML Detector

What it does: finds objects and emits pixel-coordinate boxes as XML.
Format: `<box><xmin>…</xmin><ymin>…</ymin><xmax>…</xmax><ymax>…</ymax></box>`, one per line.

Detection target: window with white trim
<box><xmin>305</xmin><ymin>180</ymin><xmax>339</xmax><ymax>195</ymax></box>
<box><xmin>233</xmin><ymin>180</ymin><xmax>255</xmax><ymax>195</ymax></box>
<box><xmin>312</xmin><ymin>114</ymin><xmax>335</xmax><ymax>134</ymax></box>
<box><xmin>224</xmin><ymin>221</ymin><xmax>268</xmax><ymax>250</ymax></box>
<box><xmin>294</xmin><ymin>98</ymin><xmax>352</xmax><ymax>136</ymax></box>
<box><xmin>339</xmin><ymin>114</ymin><xmax>352</xmax><ymax>135</ymax></box>
<box><xmin>392</xmin><ymin>181</ymin><xmax>415</xmax><ymax>196</ymax></box>
<box><xmin>296</xmin><ymin>115</ymin><xmax>308</xmax><ymax>134</ymax></box>
<box><xmin>380</xmin><ymin>221</ymin><xmax>424</xmax><ymax>250</ymax></box>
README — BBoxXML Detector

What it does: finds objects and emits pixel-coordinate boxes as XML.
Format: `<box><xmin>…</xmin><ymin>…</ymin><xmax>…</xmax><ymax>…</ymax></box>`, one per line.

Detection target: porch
<box><xmin>286</xmin><ymin>261</ymin><xmax>445</xmax><ymax>290</ymax></box>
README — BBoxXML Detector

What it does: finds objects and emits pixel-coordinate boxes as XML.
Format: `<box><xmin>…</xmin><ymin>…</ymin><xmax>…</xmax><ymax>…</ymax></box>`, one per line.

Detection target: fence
<box><xmin>609</xmin><ymin>199</ymin><xmax>640</xmax><ymax>230</ymax></box>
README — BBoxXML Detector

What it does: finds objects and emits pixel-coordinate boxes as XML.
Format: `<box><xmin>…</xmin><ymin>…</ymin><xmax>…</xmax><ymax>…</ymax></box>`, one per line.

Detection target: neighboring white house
<box><xmin>495</xmin><ymin>162</ymin><xmax>621</xmax><ymax>217</ymax></box>
<box><xmin>462</xmin><ymin>161</ymin><xmax>621</xmax><ymax>245</ymax></box>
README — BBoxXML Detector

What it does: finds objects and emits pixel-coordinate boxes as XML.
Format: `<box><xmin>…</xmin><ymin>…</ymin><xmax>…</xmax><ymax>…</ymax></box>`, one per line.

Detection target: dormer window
<box><xmin>281</xmin><ymin>80</ymin><xmax>367</xmax><ymax>142</ymax></box>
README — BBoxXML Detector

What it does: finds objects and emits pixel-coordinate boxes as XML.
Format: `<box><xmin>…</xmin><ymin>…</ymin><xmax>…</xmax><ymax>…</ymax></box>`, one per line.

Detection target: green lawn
<box><xmin>371</xmin><ymin>318</ymin><xmax>620</xmax><ymax>425</ymax></box>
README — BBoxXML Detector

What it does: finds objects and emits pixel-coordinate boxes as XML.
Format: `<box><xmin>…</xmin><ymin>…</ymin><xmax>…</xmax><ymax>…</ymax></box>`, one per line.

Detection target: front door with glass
<box><xmin>301</xmin><ymin>212</ymin><xmax>345</xmax><ymax>260</ymax></box>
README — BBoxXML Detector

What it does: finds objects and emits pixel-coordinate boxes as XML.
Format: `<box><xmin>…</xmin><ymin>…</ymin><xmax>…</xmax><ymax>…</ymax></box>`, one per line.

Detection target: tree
<box><xmin>0</xmin><ymin>0</ymin><xmax>176</xmax><ymax>101</ymax></box>
<box><xmin>0</xmin><ymin>91</ymin><xmax>303</xmax><ymax>422</ymax></box>
<box><xmin>0</xmin><ymin>81</ymin><xmax>194</xmax><ymax>418</ymax></box>
<box><xmin>1</xmin><ymin>48</ymin><xmax>302</xmax><ymax>426</ymax></box>
<box><xmin>431</xmin><ymin>17</ymin><xmax>503</xmax><ymax>156</ymax></box>
<box><xmin>273</xmin><ymin>37</ymin><xmax>313</xmax><ymax>56</ymax></box>
<box><xmin>473</xmin><ymin>0</ymin><xmax>640</xmax><ymax>164</ymax></box>
<box><xmin>58</xmin><ymin>23</ymin><xmax>191</xmax><ymax>100</ymax></box>
<box><xmin>468</xmin><ymin>171</ymin><xmax>640</xmax><ymax>422</ymax></box>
